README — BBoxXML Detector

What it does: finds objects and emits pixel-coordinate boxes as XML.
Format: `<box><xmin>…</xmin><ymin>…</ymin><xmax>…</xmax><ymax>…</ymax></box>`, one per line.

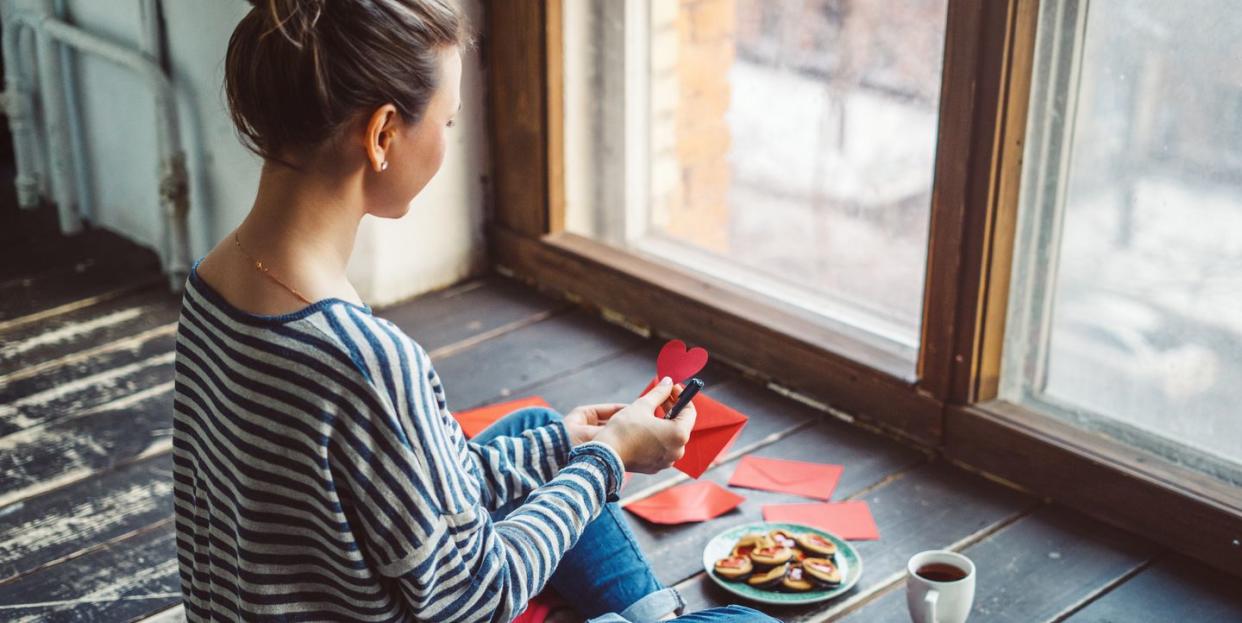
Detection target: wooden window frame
<box><xmin>485</xmin><ymin>0</ymin><xmax>1242</xmax><ymax>576</ymax></box>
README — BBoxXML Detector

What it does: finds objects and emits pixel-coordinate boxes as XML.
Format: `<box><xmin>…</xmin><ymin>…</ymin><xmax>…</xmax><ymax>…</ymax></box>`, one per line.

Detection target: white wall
<box><xmin>54</xmin><ymin>0</ymin><xmax>488</xmax><ymax>306</ymax></box>
<box><xmin>347</xmin><ymin>0</ymin><xmax>489</xmax><ymax>306</ymax></box>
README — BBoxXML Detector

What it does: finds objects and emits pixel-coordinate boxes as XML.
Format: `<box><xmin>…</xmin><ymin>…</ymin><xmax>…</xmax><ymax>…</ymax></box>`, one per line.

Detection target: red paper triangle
<box><xmin>641</xmin><ymin>378</ymin><xmax>747</xmax><ymax>479</ymax></box>
<box><xmin>624</xmin><ymin>481</ymin><xmax>744</xmax><ymax>524</ymax></box>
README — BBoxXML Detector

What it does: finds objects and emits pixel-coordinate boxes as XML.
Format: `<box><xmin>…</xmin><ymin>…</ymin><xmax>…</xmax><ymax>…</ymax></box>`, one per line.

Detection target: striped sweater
<box><xmin>171</xmin><ymin>263</ymin><xmax>624</xmax><ymax>622</ymax></box>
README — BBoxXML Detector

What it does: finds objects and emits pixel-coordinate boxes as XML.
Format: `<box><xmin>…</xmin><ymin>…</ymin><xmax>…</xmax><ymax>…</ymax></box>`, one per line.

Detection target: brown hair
<box><xmin>225</xmin><ymin>0</ymin><xmax>470</xmax><ymax>164</ymax></box>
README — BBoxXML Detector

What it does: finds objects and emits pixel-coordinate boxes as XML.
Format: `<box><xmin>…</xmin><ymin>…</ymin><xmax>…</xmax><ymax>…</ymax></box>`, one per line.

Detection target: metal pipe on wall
<box><xmin>1</xmin><ymin>1</ymin><xmax>43</xmax><ymax>209</ymax></box>
<box><xmin>53</xmin><ymin>0</ymin><xmax>92</xmax><ymax>223</ymax></box>
<box><xmin>30</xmin><ymin>0</ymin><xmax>79</xmax><ymax>233</ymax></box>
<box><xmin>137</xmin><ymin>0</ymin><xmax>190</xmax><ymax>290</ymax></box>
<box><xmin>3</xmin><ymin>4</ymin><xmax>191</xmax><ymax>290</ymax></box>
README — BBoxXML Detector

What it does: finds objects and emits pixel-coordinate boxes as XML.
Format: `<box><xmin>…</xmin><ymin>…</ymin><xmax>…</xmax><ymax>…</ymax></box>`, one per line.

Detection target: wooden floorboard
<box><xmin>518</xmin><ymin>338</ymin><xmax>739</xmax><ymax>414</ymax></box>
<box><xmin>837</xmin><ymin>506</ymin><xmax>1156</xmax><ymax>622</ymax></box>
<box><xmin>0</xmin><ymin>221</ymin><xmax>146</xmax><ymax>284</ymax></box>
<box><xmin>0</xmin><ymin>454</ymin><xmax>173</xmax><ymax>582</ymax></box>
<box><xmin>0</xmin><ymin>328</ymin><xmax>175</xmax><ymax>434</ymax></box>
<box><xmin>0</xmin><ymin>286</ymin><xmax>179</xmax><ymax>376</ymax></box>
<box><xmin>0</xmin><ymin>523</ymin><xmax>180</xmax><ymax>622</ymax></box>
<box><xmin>632</xmin><ymin>416</ymin><xmax>926</xmax><ymax>587</ymax></box>
<box><xmin>1063</xmin><ymin>556</ymin><xmax>1242</xmax><ymax>622</ymax></box>
<box><xmin>135</xmin><ymin>604</ymin><xmax>184</xmax><ymax>622</ymax></box>
<box><xmin>0</xmin><ymin>386</ymin><xmax>171</xmax><ymax>509</ymax></box>
<box><xmin>0</xmin><ymin>203</ymin><xmax>58</xmax><ymax>255</ymax></box>
<box><xmin>432</xmin><ymin>310</ymin><xmax>642</xmax><ymax>410</ymax></box>
<box><xmin>381</xmin><ymin>275</ymin><xmax>568</xmax><ymax>355</ymax></box>
<box><xmin>0</xmin><ymin>350</ymin><xmax>174</xmax><ymax>440</ymax></box>
<box><xmin>0</xmin><ymin>245</ymin><xmax>162</xmax><ymax>323</ymax></box>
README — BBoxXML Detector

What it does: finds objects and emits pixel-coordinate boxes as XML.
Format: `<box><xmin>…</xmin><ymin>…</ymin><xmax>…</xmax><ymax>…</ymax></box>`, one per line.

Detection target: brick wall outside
<box><xmin>650</xmin><ymin>0</ymin><xmax>736</xmax><ymax>253</ymax></box>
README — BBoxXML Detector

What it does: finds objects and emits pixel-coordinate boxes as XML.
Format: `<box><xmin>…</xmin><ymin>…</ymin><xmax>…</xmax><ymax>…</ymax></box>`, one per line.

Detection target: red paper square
<box><xmin>728</xmin><ymin>456</ymin><xmax>843</xmax><ymax>500</ymax></box>
<box><xmin>762</xmin><ymin>501</ymin><xmax>880</xmax><ymax>540</ymax></box>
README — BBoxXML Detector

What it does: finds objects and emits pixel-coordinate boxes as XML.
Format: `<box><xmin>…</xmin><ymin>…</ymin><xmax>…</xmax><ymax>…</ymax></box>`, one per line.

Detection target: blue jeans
<box><xmin>476</xmin><ymin>408</ymin><xmax>778</xmax><ymax>623</ymax></box>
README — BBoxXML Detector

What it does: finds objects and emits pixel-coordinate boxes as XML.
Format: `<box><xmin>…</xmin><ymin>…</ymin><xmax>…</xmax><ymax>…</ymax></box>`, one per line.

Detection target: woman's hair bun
<box><xmin>249</xmin><ymin>0</ymin><xmax>326</xmax><ymax>49</ymax></box>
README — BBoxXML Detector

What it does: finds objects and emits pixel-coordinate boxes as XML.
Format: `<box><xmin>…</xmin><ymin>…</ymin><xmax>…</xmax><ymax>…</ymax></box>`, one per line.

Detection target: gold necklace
<box><xmin>233</xmin><ymin>231</ymin><xmax>315</xmax><ymax>306</ymax></box>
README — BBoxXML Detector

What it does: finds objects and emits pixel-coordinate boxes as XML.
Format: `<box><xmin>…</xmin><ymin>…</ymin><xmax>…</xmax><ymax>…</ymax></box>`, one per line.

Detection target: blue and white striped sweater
<box><xmin>172</xmin><ymin>264</ymin><xmax>624</xmax><ymax>622</ymax></box>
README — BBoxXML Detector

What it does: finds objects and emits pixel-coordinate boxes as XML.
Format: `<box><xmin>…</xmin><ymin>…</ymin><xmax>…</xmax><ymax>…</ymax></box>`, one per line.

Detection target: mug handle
<box><xmin>921</xmin><ymin>589</ymin><xmax>940</xmax><ymax>623</ymax></box>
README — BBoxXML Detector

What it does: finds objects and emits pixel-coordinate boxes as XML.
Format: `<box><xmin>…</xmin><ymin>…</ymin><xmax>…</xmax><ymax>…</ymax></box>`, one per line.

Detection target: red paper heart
<box><xmin>656</xmin><ymin>339</ymin><xmax>709</xmax><ymax>384</ymax></box>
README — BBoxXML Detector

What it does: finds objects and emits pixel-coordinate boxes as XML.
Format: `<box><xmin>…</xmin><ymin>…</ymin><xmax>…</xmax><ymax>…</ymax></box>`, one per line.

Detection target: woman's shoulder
<box><xmin>299</xmin><ymin>306</ymin><xmax>435</xmax><ymax>377</ymax></box>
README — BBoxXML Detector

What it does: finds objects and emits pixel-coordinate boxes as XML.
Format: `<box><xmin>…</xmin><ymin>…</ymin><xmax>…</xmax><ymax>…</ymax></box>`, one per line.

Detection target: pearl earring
<box><xmin>380</xmin><ymin>161</ymin><xmax>389</xmax><ymax>171</ymax></box>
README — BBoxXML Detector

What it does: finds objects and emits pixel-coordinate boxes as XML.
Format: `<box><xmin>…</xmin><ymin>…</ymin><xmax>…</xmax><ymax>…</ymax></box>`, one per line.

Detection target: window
<box><xmin>1002</xmin><ymin>0</ymin><xmax>1242</xmax><ymax>484</ymax></box>
<box><xmin>489</xmin><ymin>0</ymin><xmax>1242</xmax><ymax>576</ymax></box>
<box><xmin>562</xmin><ymin>0</ymin><xmax>949</xmax><ymax>365</ymax></box>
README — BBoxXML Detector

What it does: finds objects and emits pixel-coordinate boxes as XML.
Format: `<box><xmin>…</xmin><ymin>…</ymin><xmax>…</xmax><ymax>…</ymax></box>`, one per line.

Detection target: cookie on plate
<box><xmin>731</xmin><ymin>533</ymin><xmax>771</xmax><ymax>558</ymax></box>
<box><xmin>745</xmin><ymin>563</ymin><xmax>788</xmax><ymax>589</ymax></box>
<box><xmin>802</xmin><ymin>557</ymin><xmax>842</xmax><ymax>587</ymax></box>
<box><xmin>796</xmin><ymin>533</ymin><xmax>838</xmax><ymax>559</ymax></box>
<box><xmin>713</xmin><ymin>555</ymin><xmax>753</xmax><ymax>581</ymax></box>
<box><xmin>749</xmin><ymin>544</ymin><xmax>794</xmax><ymax>568</ymax></box>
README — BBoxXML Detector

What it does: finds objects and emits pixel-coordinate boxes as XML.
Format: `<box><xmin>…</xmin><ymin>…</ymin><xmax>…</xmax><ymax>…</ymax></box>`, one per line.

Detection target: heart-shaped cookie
<box><xmin>656</xmin><ymin>339</ymin><xmax>709</xmax><ymax>384</ymax></box>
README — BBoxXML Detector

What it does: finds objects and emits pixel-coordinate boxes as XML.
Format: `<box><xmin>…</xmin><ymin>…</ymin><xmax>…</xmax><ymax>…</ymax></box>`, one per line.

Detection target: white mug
<box><xmin>906</xmin><ymin>550</ymin><xmax>976</xmax><ymax>623</ymax></box>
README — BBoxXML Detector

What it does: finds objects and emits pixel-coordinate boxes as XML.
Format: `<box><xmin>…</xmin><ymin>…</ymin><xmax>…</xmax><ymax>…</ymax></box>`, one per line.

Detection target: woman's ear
<box><xmin>364</xmin><ymin>104</ymin><xmax>400</xmax><ymax>172</ymax></box>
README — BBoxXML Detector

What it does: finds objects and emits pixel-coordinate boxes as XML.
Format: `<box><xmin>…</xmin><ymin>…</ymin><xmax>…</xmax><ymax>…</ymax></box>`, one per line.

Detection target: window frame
<box><xmin>485</xmin><ymin>0</ymin><xmax>1242</xmax><ymax>576</ymax></box>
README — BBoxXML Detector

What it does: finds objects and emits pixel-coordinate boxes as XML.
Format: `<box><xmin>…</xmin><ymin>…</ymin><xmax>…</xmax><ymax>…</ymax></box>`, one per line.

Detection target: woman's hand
<box><xmin>593</xmin><ymin>377</ymin><xmax>697</xmax><ymax>474</ymax></box>
<box><xmin>563</xmin><ymin>403</ymin><xmax>627</xmax><ymax>446</ymax></box>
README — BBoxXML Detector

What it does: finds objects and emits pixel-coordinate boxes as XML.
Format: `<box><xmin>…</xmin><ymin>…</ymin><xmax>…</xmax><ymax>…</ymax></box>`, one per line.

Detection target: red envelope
<box><xmin>762</xmin><ymin>501</ymin><xmax>880</xmax><ymax>540</ymax></box>
<box><xmin>453</xmin><ymin>396</ymin><xmax>550</xmax><ymax>439</ymax></box>
<box><xmin>624</xmin><ymin>481</ymin><xmax>745</xmax><ymax>524</ymax></box>
<box><xmin>641</xmin><ymin>378</ymin><xmax>748</xmax><ymax>479</ymax></box>
<box><xmin>728</xmin><ymin>456</ymin><xmax>843</xmax><ymax>500</ymax></box>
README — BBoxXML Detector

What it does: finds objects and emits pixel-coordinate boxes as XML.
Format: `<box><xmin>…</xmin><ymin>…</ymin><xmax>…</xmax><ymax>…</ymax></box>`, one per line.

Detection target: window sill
<box><xmin>492</xmin><ymin>227</ymin><xmax>943</xmax><ymax>444</ymax></box>
<box><xmin>946</xmin><ymin>400</ymin><xmax>1242</xmax><ymax>576</ymax></box>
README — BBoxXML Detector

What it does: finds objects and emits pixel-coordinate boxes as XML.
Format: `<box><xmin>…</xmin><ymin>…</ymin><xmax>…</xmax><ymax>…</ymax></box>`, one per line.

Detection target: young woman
<box><xmin>172</xmin><ymin>1</ymin><xmax>777</xmax><ymax>621</ymax></box>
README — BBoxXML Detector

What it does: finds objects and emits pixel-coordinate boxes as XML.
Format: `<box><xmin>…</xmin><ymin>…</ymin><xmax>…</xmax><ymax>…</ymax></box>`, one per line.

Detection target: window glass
<box><xmin>1003</xmin><ymin>0</ymin><xmax>1242</xmax><ymax>483</ymax></box>
<box><xmin>563</xmin><ymin>0</ymin><xmax>949</xmax><ymax>363</ymax></box>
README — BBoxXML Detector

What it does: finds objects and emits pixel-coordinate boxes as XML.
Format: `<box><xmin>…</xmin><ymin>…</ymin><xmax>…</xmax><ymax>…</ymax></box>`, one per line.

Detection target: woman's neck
<box><xmin>236</xmin><ymin>160</ymin><xmax>367</xmax><ymax>303</ymax></box>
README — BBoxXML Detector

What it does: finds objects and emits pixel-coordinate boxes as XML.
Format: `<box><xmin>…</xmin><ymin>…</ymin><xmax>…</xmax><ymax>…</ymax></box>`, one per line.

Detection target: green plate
<box><xmin>702</xmin><ymin>522</ymin><xmax>862</xmax><ymax>606</ymax></box>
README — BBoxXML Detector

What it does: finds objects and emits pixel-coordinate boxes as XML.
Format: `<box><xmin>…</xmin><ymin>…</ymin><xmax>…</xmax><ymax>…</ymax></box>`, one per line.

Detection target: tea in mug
<box><xmin>915</xmin><ymin>563</ymin><xmax>969</xmax><ymax>582</ymax></box>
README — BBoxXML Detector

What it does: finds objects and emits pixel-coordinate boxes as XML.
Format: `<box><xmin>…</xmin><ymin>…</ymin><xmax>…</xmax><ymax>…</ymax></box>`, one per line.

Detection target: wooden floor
<box><xmin>2</xmin><ymin>223</ymin><xmax>1241</xmax><ymax>622</ymax></box>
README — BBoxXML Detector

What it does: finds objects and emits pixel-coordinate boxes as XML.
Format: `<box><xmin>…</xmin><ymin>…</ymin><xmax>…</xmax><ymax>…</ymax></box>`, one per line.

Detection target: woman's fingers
<box><xmin>669</xmin><ymin>399</ymin><xmax>697</xmax><ymax>440</ymax></box>
<box><xmin>660</xmin><ymin>384</ymin><xmax>684</xmax><ymax>414</ymax></box>
<box><xmin>638</xmin><ymin>377</ymin><xmax>675</xmax><ymax>410</ymax></box>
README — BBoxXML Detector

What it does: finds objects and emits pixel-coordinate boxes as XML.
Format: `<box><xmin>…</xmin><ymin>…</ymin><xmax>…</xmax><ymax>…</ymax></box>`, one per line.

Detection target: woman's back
<box><xmin>173</xmin><ymin>261</ymin><xmax>629</xmax><ymax>622</ymax></box>
<box><xmin>173</xmin><ymin>262</ymin><xmax>405</xmax><ymax>620</ymax></box>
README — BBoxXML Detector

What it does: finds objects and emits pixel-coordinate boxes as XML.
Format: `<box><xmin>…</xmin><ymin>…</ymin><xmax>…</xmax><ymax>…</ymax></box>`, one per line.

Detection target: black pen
<box><xmin>665</xmin><ymin>377</ymin><xmax>704</xmax><ymax>419</ymax></box>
